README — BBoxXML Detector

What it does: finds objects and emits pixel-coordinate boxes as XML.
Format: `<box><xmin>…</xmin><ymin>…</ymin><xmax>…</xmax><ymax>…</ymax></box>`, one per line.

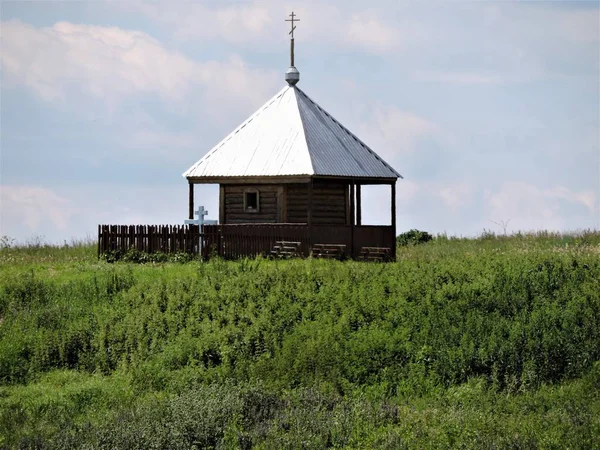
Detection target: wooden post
<box><xmin>391</xmin><ymin>181</ymin><xmax>396</xmax><ymax>229</ymax></box>
<box><xmin>277</xmin><ymin>186</ymin><xmax>285</xmax><ymax>223</ymax></box>
<box><xmin>349</xmin><ymin>183</ymin><xmax>355</xmax><ymax>226</ymax></box>
<box><xmin>356</xmin><ymin>183</ymin><xmax>362</xmax><ymax>226</ymax></box>
<box><xmin>391</xmin><ymin>181</ymin><xmax>397</xmax><ymax>260</ymax></box>
<box><xmin>345</xmin><ymin>182</ymin><xmax>351</xmax><ymax>225</ymax></box>
<box><xmin>308</xmin><ymin>179</ymin><xmax>313</xmax><ymax>247</ymax></box>
<box><xmin>219</xmin><ymin>185</ymin><xmax>225</xmax><ymax>224</ymax></box>
<box><xmin>188</xmin><ymin>181</ymin><xmax>194</xmax><ymax>220</ymax></box>
<box><xmin>282</xmin><ymin>185</ymin><xmax>288</xmax><ymax>223</ymax></box>
<box><xmin>350</xmin><ymin>182</ymin><xmax>355</xmax><ymax>258</ymax></box>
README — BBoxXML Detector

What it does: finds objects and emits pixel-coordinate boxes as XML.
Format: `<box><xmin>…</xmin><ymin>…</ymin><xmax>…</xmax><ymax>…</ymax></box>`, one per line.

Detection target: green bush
<box><xmin>100</xmin><ymin>249</ymin><xmax>198</xmax><ymax>264</ymax></box>
<box><xmin>396</xmin><ymin>229</ymin><xmax>433</xmax><ymax>246</ymax></box>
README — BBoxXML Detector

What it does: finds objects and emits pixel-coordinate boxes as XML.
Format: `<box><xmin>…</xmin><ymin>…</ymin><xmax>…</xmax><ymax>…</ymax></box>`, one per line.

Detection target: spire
<box><xmin>284</xmin><ymin>11</ymin><xmax>300</xmax><ymax>86</ymax></box>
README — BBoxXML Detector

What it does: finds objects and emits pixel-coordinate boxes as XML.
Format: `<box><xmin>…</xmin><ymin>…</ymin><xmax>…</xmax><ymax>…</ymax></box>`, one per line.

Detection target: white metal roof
<box><xmin>183</xmin><ymin>85</ymin><xmax>402</xmax><ymax>180</ymax></box>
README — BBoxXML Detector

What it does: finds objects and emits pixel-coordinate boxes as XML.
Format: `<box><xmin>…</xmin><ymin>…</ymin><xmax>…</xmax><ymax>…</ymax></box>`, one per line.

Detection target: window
<box><xmin>244</xmin><ymin>189</ymin><xmax>259</xmax><ymax>212</ymax></box>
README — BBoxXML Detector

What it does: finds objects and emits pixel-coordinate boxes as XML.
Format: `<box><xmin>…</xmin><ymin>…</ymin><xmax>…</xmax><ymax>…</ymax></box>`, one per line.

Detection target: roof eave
<box><xmin>186</xmin><ymin>174</ymin><xmax>400</xmax><ymax>184</ymax></box>
<box><xmin>186</xmin><ymin>175</ymin><xmax>313</xmax><ymax>185</ymax></box>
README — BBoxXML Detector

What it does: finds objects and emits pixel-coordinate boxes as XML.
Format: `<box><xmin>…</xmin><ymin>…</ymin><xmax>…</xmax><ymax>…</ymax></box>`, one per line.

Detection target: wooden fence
<box><xmin>98</xmin><ymin>224</ymin><xmax>202</xmax><ymax>256</ymax></box>
<box><xmin>98</xmin><ymin>223</ymin><xmax>396</xmax><ymax>260</ymax></box>
<box><xmin>202</xmin><ymin>224</ymin><xmax>395</xmax><ymax>260</ymax></box>
<box><xmin>203</xmin><ymin>224</ymin><xmax>311</xmax><ymax>259</ymax></box>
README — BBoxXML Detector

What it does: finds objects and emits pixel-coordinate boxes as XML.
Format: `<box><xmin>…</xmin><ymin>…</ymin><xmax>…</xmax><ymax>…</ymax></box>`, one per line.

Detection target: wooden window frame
<box><xmin>243</xmin><ymin>188</ymin><xmax>260</xmax><ymax>213</ymax></box>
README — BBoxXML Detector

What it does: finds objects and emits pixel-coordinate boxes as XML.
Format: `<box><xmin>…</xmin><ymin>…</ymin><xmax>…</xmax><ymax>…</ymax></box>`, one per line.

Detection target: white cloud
<box><xmin>124</xmin><ymin>129</ymin><xmax>198</xmax><ymax>163</ymax></box>
<box><xmin>125</xmin><ymin>1</ymin><xmax>405</xmax><ymax>55</ymax></box>
<box><xmin>574</xmin><ymin>190</ymin><xmax>598</xmax><ymax>212</ymax></box>
<box><xmin>0</xmin><ymin>185</ymin><xmax>73</xmax><ymax>236</ymax></box>
<box><xmin>412</xmin><ymin>3</ymin><xmax>599</xmax><ymax>85</ymax></box>
<box><xmin>0</xmin><ymin>20</ymin><xmax>278</xmax><ymax>108</ymax></box>
<box><xmin>437</xmin><ymin>182</ymin><xmax>475</xmax><ymax>211</ymax></box>
<box><xmin>337</xmin><ymin>11</ymin><xmax>403</xmax><ymax>54</ymax></box>
<box><xmin>0</xmin><ymin>182</ymin><xmax>221</xmax><ymax>244</ymax></box>
<box><xmin>359</xmin><ymin>106</ymin><xmax>438</xmax><ymax>162</ymax></box>
<box><xmin>485</xmin><ymin>181</ymin><xmax>598</xmax><ymax>231</ymax></box>
<box><xmin>535</xmin><ymin>8</ymin><xmax>599</xmax><ymax>44</ymax></box>
<box><xmin>416</xmin><ymin>71</ymin><xmax>507</xmax><ymax>85</ymax></box>
<box><xmin>133</xmin><ymin>1</ymin><xmax>273</xmax><ymax>45</ymax></box>
<box><xmin>397</xmin><ymin>180</ymin><xmax>420</xmax><ymax>206</ymax></box>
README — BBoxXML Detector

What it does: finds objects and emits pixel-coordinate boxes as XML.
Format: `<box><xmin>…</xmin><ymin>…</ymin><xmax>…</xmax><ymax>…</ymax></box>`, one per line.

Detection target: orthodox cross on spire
<box><xmin>285</xmin><ymin>11</ymin><xmax>299</xmax><ymax>39</ymax></box>
<box><xmin>284</xmin><ymin>11</ymin><xmax>300</xmax><ymax>85</ymax></box>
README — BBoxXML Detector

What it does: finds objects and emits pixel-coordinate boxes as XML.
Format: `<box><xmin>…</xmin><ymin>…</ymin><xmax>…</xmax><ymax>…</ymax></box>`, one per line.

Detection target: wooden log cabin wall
<box><xmin>221</xmin><ymin>185</ymin><xmax>282</xmax><ymax>224</ymax></box>
<box><xmin>287</xmin><ymin>181</ymin><xmax>347</xmax><ymax>224</ymax></box>
<box><xmin>217</xmin><ymin>180</ymin><xmax>350</xmax><ymax>225</ymax></box>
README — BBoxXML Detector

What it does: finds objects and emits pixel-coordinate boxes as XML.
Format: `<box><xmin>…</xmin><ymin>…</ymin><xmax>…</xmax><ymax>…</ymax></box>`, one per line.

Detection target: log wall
<box><xmin>287</xmin><ymin>181</ymin><xmax>347</xmax><ymax>224</ymax></box>
<box><xmin>223</xmin><ymin>185</ymin><xmax>282</xmax><ymax>224</ymax></box>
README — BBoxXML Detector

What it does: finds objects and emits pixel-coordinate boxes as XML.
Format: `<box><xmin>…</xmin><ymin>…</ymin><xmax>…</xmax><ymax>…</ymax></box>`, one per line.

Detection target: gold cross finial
<box><xmin>285</xmin><ymin>11</ymin><xmax>299</xmax><ymax>39</ymax></box>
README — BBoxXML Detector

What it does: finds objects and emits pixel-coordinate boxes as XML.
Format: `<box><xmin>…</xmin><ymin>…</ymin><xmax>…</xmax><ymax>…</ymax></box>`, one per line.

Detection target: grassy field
<box><xmin>1</xmin><ymin>231</ymin><xmax>599</xmax><ymax>449</ymax></box>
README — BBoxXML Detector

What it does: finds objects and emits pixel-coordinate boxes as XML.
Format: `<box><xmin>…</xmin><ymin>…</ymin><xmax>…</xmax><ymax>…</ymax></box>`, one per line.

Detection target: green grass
<box><xmin>0</xmin><ymin>231</ymin><xmax>599</xmax><ymax>448</ymax></box>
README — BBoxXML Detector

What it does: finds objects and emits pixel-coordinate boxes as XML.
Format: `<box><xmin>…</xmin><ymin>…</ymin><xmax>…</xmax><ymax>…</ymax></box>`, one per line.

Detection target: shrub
<box><xmin>100</xmin><ymin>249</ymin><xmax>198</xmax><ymax>264</ymax></box>
<box><xmin>396</xmin><ymin>229</ymin><xmax>433</xmax><ymax>246</ymax></box>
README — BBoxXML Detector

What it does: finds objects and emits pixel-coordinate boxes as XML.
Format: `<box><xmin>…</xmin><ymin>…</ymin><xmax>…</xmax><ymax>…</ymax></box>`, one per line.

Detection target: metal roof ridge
<box><xmin>182</xmin><ymin>85</ymin><xmax>293</xmax><ymax>178</ymax></box>
<box><xmin>294</xmin><ymin>87</ymin><xmax>403</xmax><ymax>179</ymax></box>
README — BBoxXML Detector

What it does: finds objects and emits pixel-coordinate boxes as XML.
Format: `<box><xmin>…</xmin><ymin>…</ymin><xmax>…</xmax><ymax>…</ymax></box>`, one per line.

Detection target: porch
<box><xmin>202</xmin><ymin>223</ymin><xmax>396</xmax><ymax>260</ymax></box>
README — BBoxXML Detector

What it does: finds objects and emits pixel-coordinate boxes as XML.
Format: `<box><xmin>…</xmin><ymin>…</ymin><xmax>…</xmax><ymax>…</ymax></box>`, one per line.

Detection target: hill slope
<box><xmin>1</xmin><ymin>232</ymin><xmax>599</xmax><ymax>448</ymax></box>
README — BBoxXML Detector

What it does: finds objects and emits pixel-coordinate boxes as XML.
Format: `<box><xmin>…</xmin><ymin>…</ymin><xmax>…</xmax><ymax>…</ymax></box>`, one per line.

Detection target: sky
<box><xmin>1</xmin><ymin>0</ymin><xmax>599</xmax><ymax>244</ymax></box>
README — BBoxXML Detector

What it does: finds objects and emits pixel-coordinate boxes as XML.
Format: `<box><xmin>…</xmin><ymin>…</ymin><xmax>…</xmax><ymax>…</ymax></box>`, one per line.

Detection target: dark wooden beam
<box><xmin>308</xmin><ymin>179</ymin><xmax>314</xmax><ymax>248</ymax></box>
<box><xmin>307</xmin><ymin>179</ymin><xmax>313</xmax><ymax>227</ymax></box>
<box><xmin>345</xmin><ymin>182</ymin><xmax>350</xmax><ymax>225</ymax></box>
<box><xmin>188</xmin><ymin>182</ymin><xmax>194</xmax><ymax>220</ymax></box>
<box><xmin>350</xmin><ymin>182</ymin><xmax>355</xmax><ymax>257</ymax></box>
<box><xmin>219</xmin><ymin>185</ymin><xmax>225</xmax><ymax>224</ymax></box>
<box><xmin>282</xmin><ymin>185</ymin><xmax>288</xmax><ymax>223</ymax></box>
<box><xmin>391</xmin><ymin>181</ymin><xmax>397</xmax><ymax>260</ymax></box>
<box><xmin>356</xmin><ymin>183</ymin><xmax>362</xmax><ymax>226</ymax></box>
<box><xmin>391</xmin><ymin>182</ymin><xmax>396</xmax><ymax>229</ymax></box>
<box><xmin>349</xmin><ymin>183</ymin><xmax>355</xmax><ymax>226</ymax></box>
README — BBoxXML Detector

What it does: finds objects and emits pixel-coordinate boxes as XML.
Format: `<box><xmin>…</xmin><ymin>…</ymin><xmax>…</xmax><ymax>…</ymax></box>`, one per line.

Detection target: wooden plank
<box><xmin>391</xmin><ymin>182</ymin><xmax>396</xmax><ymax>229</ymax></box>
<box><xmin>307</xmin><ymin>180</ymin><xmax>313</xmax><ymax>248</ymax></box>
<box><xmin>189</xmin><ymin>182</ymin><xmax>194</xmax><ymax>220</ymax></box>
<box><xmin>391</xmin><ymin>182</ymin><xmax>396</xmax><ymax>261</ymax></box>
<box><xmin>225</xmin><ymin>184</ymin><xmax>281</xmax><ymax>193</ymax></box>
<box><xmin>350</xmin><ymin>183</ymin><xmax>355</xmax><ymax>257</ymax></box>
<box><xmin>277</xmin><ymin>186</ymin><xmax>284</xmax><ymax>222</ymax></box>
<box><xmin>356</xmin><ymin>184</ymin><xmax>362</xmax><ymax>226</ymax></box>
<box><xmin>226</xmin><ymin>216</ymin><xmax>278</xmax><ymax>223</ymax></box>
<box><xmin>349</xmin><ymin>183</ymin><xmax>355</xmax><ymax>226</ymax></box>
<box><xmin>219</xmin><ymin>185</ymin><xmax>225</xmax><ymax>224</ymax></box>
<box><xmin>282</xmin><ymin>185</ymin><xmax>288</xmax><ymax>223</ymax></box>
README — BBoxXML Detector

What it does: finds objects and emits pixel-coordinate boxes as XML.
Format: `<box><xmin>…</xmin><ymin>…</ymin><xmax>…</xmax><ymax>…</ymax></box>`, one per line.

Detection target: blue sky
<box><xmin>1</xmin><ymin>1</ymin><xmax>598</xmax><ymax>243</ymax></box>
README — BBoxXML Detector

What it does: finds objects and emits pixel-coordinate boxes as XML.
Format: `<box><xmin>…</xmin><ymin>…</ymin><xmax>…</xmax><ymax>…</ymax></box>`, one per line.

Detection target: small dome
<box><xmin>285</xmin><ymin>66</ymin><xmax>300</xmax><ymax>86</ymax></box>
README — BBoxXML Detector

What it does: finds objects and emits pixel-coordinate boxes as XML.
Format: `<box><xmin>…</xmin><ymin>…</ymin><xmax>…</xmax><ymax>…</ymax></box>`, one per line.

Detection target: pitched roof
<box><xmin>183</xmin><ymin>85</ymin><xmax>402</xmax><ymax>180</ymax></box>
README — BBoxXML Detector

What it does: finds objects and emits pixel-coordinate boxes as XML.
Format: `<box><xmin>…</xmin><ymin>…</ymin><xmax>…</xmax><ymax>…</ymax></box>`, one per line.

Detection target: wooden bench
<box><xmin>270</xmin><ymin>241</ymin><xmax>301</xmax><ymax>259</ymax></box>
<box><xmin>359</xmin><ymin>247</ymin><xmax>391</xmax><ymax>262</ymax></box>
<box><xmin>311</xmin><ymin>244</ymin><xmax>347</xmax><ymax>260</ymax></box>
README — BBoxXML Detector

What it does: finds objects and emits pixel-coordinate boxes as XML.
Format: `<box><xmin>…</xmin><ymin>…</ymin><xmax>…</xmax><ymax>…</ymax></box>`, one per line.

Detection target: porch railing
<box><xmin>98</xmin><ymin>223</ymin><xmax>396</xmax><ymax>260</ymax></box>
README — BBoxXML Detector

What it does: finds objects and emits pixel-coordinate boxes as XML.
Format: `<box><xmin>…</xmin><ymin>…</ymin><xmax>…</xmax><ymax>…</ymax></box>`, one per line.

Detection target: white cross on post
<box><xmin>185</xmin><ymin>205</ymin><xmax>217</xmax><ymax>227</ymax></box>
<box><xmin>185</xmin><ymin>205</ymin><xmax>217</xmax><ymax>253</ymax></box>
